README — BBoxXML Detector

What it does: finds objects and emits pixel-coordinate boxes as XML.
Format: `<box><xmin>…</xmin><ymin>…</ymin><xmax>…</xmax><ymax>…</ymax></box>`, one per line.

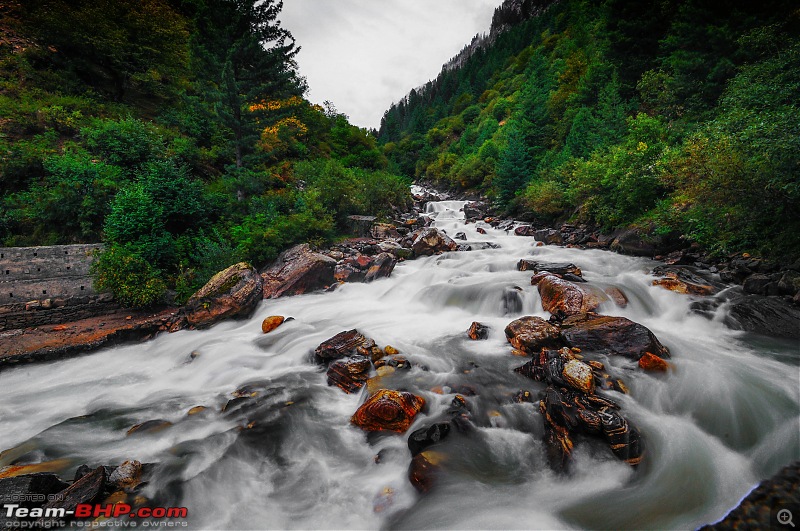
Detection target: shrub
<box><xmin>82</xmin><ymin>117</ymin><xmax>165</xmax><ymax>168</ymax></box>
<box><xmin>91</xmin><ymin>245</ymin><xmax>166</xmax><ymax>308</ymax></box>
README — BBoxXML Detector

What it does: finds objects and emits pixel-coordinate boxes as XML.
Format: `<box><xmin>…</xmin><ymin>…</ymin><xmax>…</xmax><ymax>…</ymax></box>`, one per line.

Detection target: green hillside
<box><xmin>378</xmin><ymin>0</ymin><xmax>800</xmax><ymax>260</ymax></box>
<box><xmin>0</xmin><ymin>0</ymin><xmax>409</xmax><ymax>307</ymax></box>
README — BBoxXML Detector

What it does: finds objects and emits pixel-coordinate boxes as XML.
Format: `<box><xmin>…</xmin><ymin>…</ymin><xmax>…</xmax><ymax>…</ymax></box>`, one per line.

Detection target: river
<box><xmin>1</xmin><ymin>195</ymin><xmax>798</xmax><ymax>530</ymax></box>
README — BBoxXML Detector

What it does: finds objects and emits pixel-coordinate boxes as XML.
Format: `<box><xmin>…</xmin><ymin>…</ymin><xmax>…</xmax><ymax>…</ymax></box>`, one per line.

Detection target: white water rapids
<box><xmin>0</xmin><ymin>195</ymin><xmax>798</xmax><ymax>530</ymax></box>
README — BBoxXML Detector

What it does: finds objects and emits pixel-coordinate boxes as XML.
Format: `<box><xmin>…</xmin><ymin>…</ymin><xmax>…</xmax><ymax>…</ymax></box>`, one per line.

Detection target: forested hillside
<box><xmin>0</xmin><ymin>0</ymin><xmax>410</xmax><ymax>306</ymax></box>
<box><xmin>379</xmin><ymin>0</ymin><xmax>800</xmax><ymax>260</ymax></box>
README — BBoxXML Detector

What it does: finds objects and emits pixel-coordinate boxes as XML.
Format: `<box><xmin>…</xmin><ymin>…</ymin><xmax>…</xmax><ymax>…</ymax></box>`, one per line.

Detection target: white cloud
<box><xmin>280</xmin><ymin>0</ymin><xmax>504</xmax><ymax>129</ymax></box>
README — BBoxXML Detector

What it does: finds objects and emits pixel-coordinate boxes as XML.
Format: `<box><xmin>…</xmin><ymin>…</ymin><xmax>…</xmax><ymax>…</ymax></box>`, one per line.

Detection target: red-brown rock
<box><xmin>314</xmin><ymin>329</ymin><xmax>369</xmax><ymax>363</ymax></box>
<box><xmin>504</xmin><ymin>316</ymin><xmax>562</xmax><ymax>353</ymax></box>
<box><xmin>327</xmin><ymin>355</ymin><xmax>372</xmax><ymax>393</ymax></box>
<box><xmin>410</xmin><ymin>228</ymin><xmax>457</xmax><ymax>256</ymax></box>
<box><xmin>262</xmin><ymin>244</ymin><xmax>336</xmax><ymax>299</ymax></box>
<box><xmin>351</xmin><ymin>389</ymin><xmax>425</xmax><ymax>433</ymax></box>
<box><xmin>532</xmin><ymin>272</ymin><xmax>609</xmax><ymax>316</ymax></box>
<box><xmin>184</xmin><ymin>263</ymin><xmax>263</xmax><ymax>329</ymax></box>
<box><xmin>467</xmin><ymin>321</ymin><xmax>490</xmax><ymax>340</ymax></box>
<box><xmin>261</xmin><ymin>315</ymin><xmax>285</xmax><ymax>334</ymax></box>
<box><xmin>638</xmin><ymin>352</ymin><xmax>669</xmax><ymax>372</ymax></box>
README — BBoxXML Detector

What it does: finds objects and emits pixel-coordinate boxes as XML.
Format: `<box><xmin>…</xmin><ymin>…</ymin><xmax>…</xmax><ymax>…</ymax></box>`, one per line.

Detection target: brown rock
<box><xmin>651</xmin><ymin>266</ymin><xmax>719</xmax><ymax>296</ymax></box>
<box><xmin>351</xmin><ymin>389</ymin><xmax>425</xmax><ymax>433</ymax></box>
<box><xmin>467</xmin><ymin>321</ymin><xmax>490</xmax><ymax>340</ymax></box>
<box><xmin>504</xmin><ymin>316</ymin><xmax>562</xmax><ymax>353</ymax></box>
<box><xmin>184</xmin><ymin>263</ymin><xmax>263</xmax><ymax>329</ymax></box>
<box><xmin>604</xmin><ymin>287</ymin><xmax>629</xmax><ymax>308</ymax></box>
<box><xmin>108</xmin><ymin>460</ymin><xmax>142</xmax><ymax>490</ymax></box>
<box><xmin>261</xmin><ymin>244</ymin><xmax>336</xmax><ymax>299</ymax></box>
<box><xmin>476</xmin><ymin>227</ymin><xmax>487</xmax><ymax>235</ymax></box>
<box><xmin>187</xmin><ymin>406</ymin><xmax>207</xmax><ymax>416</ymax></box>
<box><xmin>314</xmin><ymin>329</ymin><xmax>369</xmax><ymax>363</ymax></box>
<box><xmin>365</xmin><ymin>253</ymin><xmax>397</xmax><ymax>282</ymax></box>
<box><xmin>638</xmin><ymin>352</ymin><xmax>669</xmax><ymax>372</ymax></box>
<box><xmin>261</xmin><ymin>315</ymin><xmax>285</xmax><ymax>334</ymax></box>
<box><xmin>532</xmin><ymin>272</ymin><xmax>609</xmax><ymax>316</ymax></box>
<box><xmin>411</xmin><ymin>228</ymin><xmax>457</xmax><ymax>256</ymax></box>
<box><xmin>560</xmin><ymin>314</ymin><xmax>671</xmax><ymax>361</ymax></box>
<box><xmin>327</xmin><ymin>356</ymin><xmax>372</xmax><ymax>394</ymax></box>
<box><xmin>562</xmin><ymin>359</ymin><xmax>595</xmax><ymax>394</ymax></box>
<box><xmin>384</xmin><ymin>345</ymin><xmax>399</xmax><ymax>355</ymax></box>
<box><xmin>38</xmin><ymin>466</ymin><xmax>107</xmax><ymax>524</ymax></box>
<box><xmin>408</xmin><ymin>452</ymin><xmax>440</xmax><ymax>493</ymax></box>
<box><xmin>126</xmin><ymin>419</ymin><xmax>172</xmax><ymax>436</ymax></box>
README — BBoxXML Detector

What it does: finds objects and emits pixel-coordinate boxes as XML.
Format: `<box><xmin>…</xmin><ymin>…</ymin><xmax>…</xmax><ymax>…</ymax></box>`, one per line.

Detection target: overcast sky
<box><xmin>280</xmin><ymin>0</ymin><xmax>504</xmax><ymax>130</ymax></box>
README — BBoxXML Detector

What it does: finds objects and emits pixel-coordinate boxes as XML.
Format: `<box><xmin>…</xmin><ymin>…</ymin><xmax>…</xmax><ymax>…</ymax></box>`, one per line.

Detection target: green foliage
<box><xmin>91</xmin><ymin>244</ymin><xmax>167</xmax><ymax>308</ymax></box>
<box><xmin>82</xmin><ymin>118</ymin><xmax>165</xmax><ymax>168</ymax></box>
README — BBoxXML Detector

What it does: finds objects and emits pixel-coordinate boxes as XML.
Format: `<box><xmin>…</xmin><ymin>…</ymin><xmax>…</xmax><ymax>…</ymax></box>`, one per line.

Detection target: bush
<box><xmin>82</xmin><ymin>117</ymin><xmax>165</xmax><ymax>168</ymax></box>
<box><xmin>91</xmin><ymin>245</ymin><xmax>166</xmax><ymax>308</ymax></box>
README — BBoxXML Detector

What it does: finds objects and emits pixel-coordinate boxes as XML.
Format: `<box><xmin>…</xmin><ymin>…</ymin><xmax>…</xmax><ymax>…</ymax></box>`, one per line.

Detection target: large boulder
<box><xmin>261</xmin><ymin>244</ymin><xmax>336</xmax><ymax>299</ymax></box>
<box><xmin>560</xmin><ymin>313</ymin><xmax>671</xmax><ymax>360</ymax></box>
<box><xmin>504</xmin><ymin>316</ymin><xmax>562</xmax><ymax>353</ymax></box>
<box><xmin>725</xmin><ymin>295</ymin><xmax>800</xmax><ymax>339</ymax></box>
<box><xmin>651</xmin><ymin>265</ymin><xmax>720</xmax><ymax>296</ymax></box>
<box><xmin>532</xmin><ymin>272</ymin><xmax>618</xmax><ymax>316</ymax></box>
<box><xmin>410</xmin><ymin>228</ymin><xmax>458</xmax><ymax>256</ymax></box>
<box><xmin>351</xmin><ymin>389</ymin><xmax>425</xmax><ymax>433</ymax></box>
<box><xmin>184</xmin><ymin>263</ymin><xmax>263</xmax><ymax>328</ymax></box>
<box><xmin>610</xmin><ymin>226</ymin><xmax>682</xmax><ymax>258</ymax></box>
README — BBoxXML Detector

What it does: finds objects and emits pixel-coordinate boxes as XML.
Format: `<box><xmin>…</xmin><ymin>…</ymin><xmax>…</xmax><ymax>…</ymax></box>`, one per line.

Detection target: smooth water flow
<box><xmin>1</xmin><ymin>195</ymin><xmax>798</xmax><ymax>530</ymax></box>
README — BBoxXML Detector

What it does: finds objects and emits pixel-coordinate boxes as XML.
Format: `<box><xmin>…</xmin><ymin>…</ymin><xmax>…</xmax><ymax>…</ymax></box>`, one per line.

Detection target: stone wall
<box><xmin>0</xmin><ymin>244</ymin><xmax>121</xmax><ymax>330</ymax></box>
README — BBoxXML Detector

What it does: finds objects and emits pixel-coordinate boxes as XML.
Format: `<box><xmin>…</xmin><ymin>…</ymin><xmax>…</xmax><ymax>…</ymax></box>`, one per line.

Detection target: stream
<box><xmin>1</xmin><ymin>194</ymin><xmax>798</xmax><ymax>530</ymax></box>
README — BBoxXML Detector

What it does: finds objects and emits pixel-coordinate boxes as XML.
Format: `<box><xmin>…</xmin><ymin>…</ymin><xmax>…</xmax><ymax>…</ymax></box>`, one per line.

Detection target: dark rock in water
<box><xmin>651</xmin><ymin>265</ymin><xmax>720</xmax><ymax>296</ymax></box>
<box><xmin>126</xmin><ymin>419</ymin><xmax>173</xmax><ymax>436</ymax></box>
<box><xmin>505</xmin><ymin>316</ymin><xmax>562</xmax><ymax>353</ymax></box>
<box><xmin>502</xmin><ymin>286</ymin><xmax>524</xmax><ymax>314</ymax></box>
<box><xmin>374</xmin><ymin>356</ymin><xmax>412</xmax><ymax>370</ymax></box>
<box><xmin>108</xmin><ymin>460</ymin><xmax>143</xmax><ymax>490</ymax></box>
<box><xmin>261</xmin><ymin>244</ymin><xmax>337</xmax><ymax>299</ymax></box>
<box><xmin>515</xmin><ymin>225</ymin><xmax>536</xmax><ymax>237</ymax></box>
<box><xmin>514</xmin><ymin>348</ymin><xmax>595</xmax><ymax>395</ymax></box>
<box><xmin>700</xmin><ymin>461</ymin><xmax>800</xmax><ymax>530</ymax></box>
<box><xmin>742</xmin><ymin>274</ymin><xmax>774</xmax><ymax>296</ymax></box>
<box><xmin>599</xmin><ymin>409</ymin><xmax>643</xmax><ymax>466</ymax></box>
<box><xmin>467</xmin><ymin>321</ymin><xmax>490</xmax><ymax>340</ymax></box>
<box><xmin>454</xmin><ymin>232</ymin><xmax>467</xmax><ymax>241</ymax></box>
<box><xmin>408</xmin><ymin>422</ymin><xmax>451</xmax><ymax>456</ymax></box>
<box><xmin>456</xmin><ymin>241</ymin><xmax>501</xmax><ymax>251</ymax></box>
<box><xmin>513</xmin><ymin>390</ymin><xmax>534</xmax><ymax>403</ymax></box>
<box><xmin>0</xmin><ymin>473</ymin><xmax>68</xmax><ymax>518</ymax></box>
<box><xmin>327</xmin><ymin>356</ymin><xmax>371</xmax><ymax>394</ymax></box>
<box><xmin>365</xmin><ymin>253</ymin><xmax>397</xmax><ymax>282</ymax></box>
<box><xmin>314</xmin><ymin>329</ymin><xmax>369</xmax><ymax>363</ymax></box>
<box><xmin>408</xmin><ymin>452</ymin><xmax>439</xmax><ymax>493</ymax></box>
<box><xmin>476</xmin><ymin>227</ymin><xmax>487</xmax><ymax>235</ymax></box>
<box><xmin>560</xmin><ymin>313</ymin><xmax>671</xmax><ymax>360</ymax></box>
<box><xmin>535</xmin><ymin>229</ymin><xmax>564</xmax><ymax>245</ymax></box>
<box><xmin>410</xmin><ymin>228</ymin><xmax>458</xmax><ymax>256</ymax></box>
<box><xmin>463</xmin><ymin>202</ymin><xmax>485</xmax><ymax>220</ymax></box>
<box><xmin>725</xmin><ymin>295</ymin><xmax>800</xmax><ymax>339</ymax></box>
<box><xmin>517</xmin><ymin>259</ymin><xmax>583</xmax><ymax>279</ymax></box>
<box><xmin>39</xmin><ymin>467</ymin><xmax>107</xmax><ymax>524</ymax></box>
<box><xmin>183</xmin><ymin>262</ymin><xmax>263</xmax><ymax>329</ymax></box>
<box><xmin>351</xmin><ymin>389</ymin><xmax>425</xmax><ymax>433</ymax></box>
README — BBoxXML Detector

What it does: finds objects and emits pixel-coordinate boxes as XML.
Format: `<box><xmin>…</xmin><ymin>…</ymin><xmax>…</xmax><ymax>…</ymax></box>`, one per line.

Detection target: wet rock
<box><xmin>187</xmin><ymin>406</ymin><xmax>207</xmax><ymax>416</ymax></box>
<box><xmin>532</xmin><ymin>273</ymin><xmax>612</xmax><ymax>316</ymax></box>
<box><xmin>504</xmin><ymin>316</ymin><xmax>562</xmax><ymax>353</ymax></box>
<box><xmin>502</xmin><ymin>286</ymin><xmax>524</xmax><ymax>314</ymax></box>
<box><xmin>562</xmin><ymin>359</ymin><xmax>595</xmax><ymax>394</ymax></box>
<box><xmin>261</xmin><ymin>315</ymin><xmax>285</xmax><ymax>334</ymax></box>
<box><xmin>454</xmin><ymin>232</ymin><xmax>467</xmax><ymax>241</ymax></box>
<box><xmin>261</xmin><ymin>244</ymin><xmax>336</xmax><ymax>299</ymax></box>
<box><xmin>183</xmin><ymin>263</ymin><xmax>263</xmax><ymax>329</ymax></box>
<box><xmin>457</xmin><ymin>242</ymin><xmax>501</xmax><ymax>251</ymax></box>
<box><xmin>560</xmin><ymin>313</ymin><xmax>671</xmax><ymax>361</ymax></box>
<box><xmin>517</xmin><ymin>260</ymin><xmax>583</xmax><ymax>280</ymax></box>
<box><xmin>638</xmin><ymin>352</ymin><xmax>669</xmax><ymax>372</ymax></box>
<box><xmin>351</xmin><ymin>389</ymin><xmax>425</xmax><ymax>433</ymax></box>
<box><xmin>384</xmin><ymin>345</ymin><xmax>399</xmax><ymax>355</ymax></box>
<box><xmin>476</xmin><ymin>227</ymin><xmax>487</xmax><ymax>235</ymax></box>
<box><xmin>408</xmin><ymin>452</ymin><xmax>440</xmax><ymax>493</ymax></box>
<box><xmin>314</xmin><ymin>329</ymin><xmax>369</xmax><ymax>363</ymax></box>
<box><xmin>327</xmin><ymin>355</ymin><xmax>372</xmax><ymax>394</ymax></box>
<box><xmin>514</xmin><ymin>225</ymin><xmax>536</xmax><ymax>237</ymax></box>
<box><xmin>364</xmin><ymin>253</ymin><xmax>397</xmax><ymax>282</ymax></box>
<box><xmin>610</xmin><ymin>227</ymin><xmax>680</xmax><ymax>258</ymax></box>
<box><xmin>599</xmin><ymin>409</ymin><xmax>644</xmax><ymax>465</ymax></box>
<box><xmin>515</xmin><ymin>348</ymin><xmax>595</xmax><ymax>395</ymax></box>
<box><xmin>700</xmin><ymin>461</ymin><xmax>800</xmax><ymax>530</ymax></box>
<box><xmin>126</xmin><ymin>419</ymin><xmax>172</xmax><ymax>436</ymax></box>
<box><xmin>410</xmin><ymin>228</ymin><xmax>458</xmax><ymax>256</ymax></box>
<box><xmin>39</xmin><ymin>466</ymin><xmax>107</xmax><ymax>523</ymax></box>
<box><xmin>408</xmin><ymin>422</ymin><xmax>451</xmax><ymax>456</ymax></box>
<box><xmin>534</xmin><ymin>229</ymin><xmax>564</xmax><ymax>245</ymax></box>
<box><xmin>334</xmin><ymin>254</ymin><xmax>372</xmax><ymax>283</ymax></box>
<box><xmin>467</xmin><ymin>321</ymin><xmax>490</xmax><ymax>340</ymax></box>
<box><xmin>463</xmin><ymin>202</ymin><xmax>485</xmax><ymax>220</ymax></box>
<box><xmin>108</xmin><ymin>460</ymin><xmax>142</xmax><ymax>490</ymax></box>
<box><xmin>651</xmin><ymin>265</ymin><xmax>720</xmax><ymax>296</ymax></box>
<box><xmin>725</xmin><ymin>295</ymin><xmax>800</xmax><ymax>339</ymax></box>
<box><xmin>0</xmin><ymin>473</ymin><xmax>69</xmax><ymax>510</ymax></box>
<box><xmin>374</xmin><ymin>356</ymin><xmax>411</xmax><ymax>370</ymax></box>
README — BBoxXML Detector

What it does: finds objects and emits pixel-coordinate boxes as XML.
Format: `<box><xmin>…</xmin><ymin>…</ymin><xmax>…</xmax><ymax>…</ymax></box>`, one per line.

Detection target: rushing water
<box><xmin>1</xmin><ymin>195</ymin><xmax>798</xmax><ymax>530</ymax></box>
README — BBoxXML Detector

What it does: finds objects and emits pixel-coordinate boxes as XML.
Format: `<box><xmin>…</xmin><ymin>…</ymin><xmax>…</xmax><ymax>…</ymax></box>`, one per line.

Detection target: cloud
<box><xmin>280</xmin><ymin>0</ymin><xmax>504</xmax><ymax>129</ymax></box>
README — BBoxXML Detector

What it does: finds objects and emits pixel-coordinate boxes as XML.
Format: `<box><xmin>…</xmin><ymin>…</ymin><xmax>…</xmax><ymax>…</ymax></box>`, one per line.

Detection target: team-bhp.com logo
<box><xmin>3</xmin><ymin>503</ymin><xmax>188</xmax><ymax>528</ymax></box>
